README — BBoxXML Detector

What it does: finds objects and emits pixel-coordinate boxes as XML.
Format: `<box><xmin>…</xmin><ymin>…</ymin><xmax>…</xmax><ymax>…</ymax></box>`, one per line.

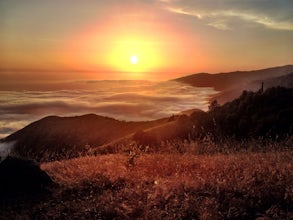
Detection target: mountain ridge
<box><xmin>1</xmin><ymin>114</ymin><xmax>172</xmax><ymax>161</ymax></box>
<box><xmin>175</xmin><ymin>65</ymin><xmax>293</xmax><ymax>103</ymax></box>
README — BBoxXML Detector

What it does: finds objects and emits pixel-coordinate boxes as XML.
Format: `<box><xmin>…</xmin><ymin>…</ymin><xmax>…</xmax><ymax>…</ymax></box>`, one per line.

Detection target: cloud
<box><xmin>0</xmin><ymin>81</ymin><xmax>218</xmax><ymax>138</ymax></box>
<box><xmin>160</xmin><ymin>0</ymin><xmax>293</xmax><ymax>31</ymax></box>
<box><xmin>0</xmin><ymin>141</ymin><xmax>16</xmax><ymax>161</ymax></box>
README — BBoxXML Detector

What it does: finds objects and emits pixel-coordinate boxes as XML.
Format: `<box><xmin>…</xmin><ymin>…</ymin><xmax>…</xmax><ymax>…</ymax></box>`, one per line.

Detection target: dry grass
<box><xmin>31</xmin><ymin>150</ymin><xmax>293</xmax><ymax>219</ymax></box>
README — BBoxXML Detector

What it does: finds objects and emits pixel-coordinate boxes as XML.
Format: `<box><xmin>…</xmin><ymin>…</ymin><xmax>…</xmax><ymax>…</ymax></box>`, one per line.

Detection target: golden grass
<box><xmin>42</xmin><ymin>151</ymin><xmax>292</xmax><ymax>186</ymax></box>
<box><xmin>39</xmin><ymin>151</ymin><xmax>293</xmax><ymax>219</ymax></box>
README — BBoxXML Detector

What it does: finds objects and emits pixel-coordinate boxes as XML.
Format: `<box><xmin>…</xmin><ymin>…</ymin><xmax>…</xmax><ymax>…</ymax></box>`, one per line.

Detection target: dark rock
<box><xmin>0</xmin><ymin>156</ymin><xmax>54</xmax><ymax>196</ymax></box>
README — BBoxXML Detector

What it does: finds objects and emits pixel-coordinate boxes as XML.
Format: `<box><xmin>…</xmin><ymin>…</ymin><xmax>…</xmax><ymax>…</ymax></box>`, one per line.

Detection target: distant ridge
<box><xmin>175</xmin><ymin>65</ymin><xmax>293</xmax><ymax>103</ymax></box>
<box><xmin>175</xmin><ymin>65</ymin><xmax>293</xmax><ymax>90</ymax></box>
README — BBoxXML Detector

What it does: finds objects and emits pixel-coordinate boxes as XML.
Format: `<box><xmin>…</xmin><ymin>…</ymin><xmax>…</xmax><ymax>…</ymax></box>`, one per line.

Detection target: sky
<box><xmin>1</xmin><ymin>0</ymin><xmax>293</xmax><ymax>82</ymax></box>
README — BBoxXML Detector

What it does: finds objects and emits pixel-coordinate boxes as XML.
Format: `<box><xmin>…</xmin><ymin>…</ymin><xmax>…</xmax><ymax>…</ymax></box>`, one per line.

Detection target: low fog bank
<box><xmin>0</xmin><ymin>142</ymin><xmax>15</xmax><ymax>161</ymax></box>
<box><xmin>0</xmin><ymin>81</ymin><xmax>217</xmax><ymax>138</ymax></box>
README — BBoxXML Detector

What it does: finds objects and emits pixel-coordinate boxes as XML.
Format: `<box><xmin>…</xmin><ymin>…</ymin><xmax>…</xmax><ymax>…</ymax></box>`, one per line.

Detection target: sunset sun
<box><xmin>130</xmin><ymin>55</ymin><xmax>139</xmax><ymax>65</ymax></box>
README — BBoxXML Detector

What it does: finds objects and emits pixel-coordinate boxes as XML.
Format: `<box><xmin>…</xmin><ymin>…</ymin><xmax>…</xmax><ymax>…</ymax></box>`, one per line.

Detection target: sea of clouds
<box><xmin>0</xmin><ymin>80</ymin><xmax>217</xmax><ymax>139</ymax></box>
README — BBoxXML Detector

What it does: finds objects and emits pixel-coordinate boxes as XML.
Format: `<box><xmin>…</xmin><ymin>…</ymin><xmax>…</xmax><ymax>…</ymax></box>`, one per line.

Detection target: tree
<box><xmin>208</xmin><ymin>100</ymin><xmax>219</xmax><ymax>112</ymax></box>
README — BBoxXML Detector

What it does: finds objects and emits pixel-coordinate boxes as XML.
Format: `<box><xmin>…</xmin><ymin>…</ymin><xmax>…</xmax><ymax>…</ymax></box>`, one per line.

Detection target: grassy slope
<box><xmin>90</xmin><ymin>117</ymin><xmax>186</xmax><ymax>154</ymax></box>
<box><xmin>2</xmin><ymin>150</ymin><xmax>292</xmax><ymax>219</ymax></box>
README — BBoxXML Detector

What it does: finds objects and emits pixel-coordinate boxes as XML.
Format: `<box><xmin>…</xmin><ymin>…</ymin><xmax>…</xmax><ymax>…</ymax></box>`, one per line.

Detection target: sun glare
<box><xmin>130</xmin><ymin>55</ymin><xmax>139</xmax><ymax>65</ymax></box>
<box><xmin>64</xmin><ymin>17</ymin><xmax>193</xmax><ymax>79</ymax></box>
<box><xmin>103</xmin><ymin>35</ymin><xmax>164</xmax><ymax>77</ymax></box>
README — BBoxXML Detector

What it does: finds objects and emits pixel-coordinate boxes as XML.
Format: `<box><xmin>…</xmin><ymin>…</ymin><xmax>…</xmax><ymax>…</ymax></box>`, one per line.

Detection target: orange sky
<box><xmin>1</xmin><ymin>0</ymin><xmax>293</xmax><ymax>81</ymax></box>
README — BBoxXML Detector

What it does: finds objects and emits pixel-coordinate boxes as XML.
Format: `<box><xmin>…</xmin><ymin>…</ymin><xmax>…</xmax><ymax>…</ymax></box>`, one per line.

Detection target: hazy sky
<box><xmin>1</xmin><ymin>0</ymin><xmax>293</xmax><ymax>81</ymax></box>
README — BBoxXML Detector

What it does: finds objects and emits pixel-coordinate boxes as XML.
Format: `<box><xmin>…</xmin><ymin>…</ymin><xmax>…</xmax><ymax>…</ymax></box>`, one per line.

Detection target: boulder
<box><xmin>0</xmin><ymin>156</ymin><xmax>54</xmax><ymax>196</ymax></box>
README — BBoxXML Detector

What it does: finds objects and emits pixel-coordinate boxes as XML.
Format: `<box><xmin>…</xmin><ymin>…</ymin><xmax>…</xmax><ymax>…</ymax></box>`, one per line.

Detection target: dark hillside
<box><xmin>97</xmin><ymin>87</ymin><xmax>293</xmax><ymax>153</ymax></box>
<box><xmin>2</xmin><ymin>114</ymin><xmax>169</xmax><ymax>161</ymax></box>
<box><xmin>190</xmin><ymin>87</ymin><xmax>293</xmax><ymax>140</ymax></box>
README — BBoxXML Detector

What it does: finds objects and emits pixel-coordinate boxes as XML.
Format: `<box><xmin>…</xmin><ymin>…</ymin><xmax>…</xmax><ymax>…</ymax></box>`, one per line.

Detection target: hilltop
<box><xmin>2</xmin><ymin>114</ymin><xmax>171</xmax><ymax>162</ymax></box>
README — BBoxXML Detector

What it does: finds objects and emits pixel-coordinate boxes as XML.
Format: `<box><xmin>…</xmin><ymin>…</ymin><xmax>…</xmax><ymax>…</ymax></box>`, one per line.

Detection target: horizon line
<box><xmin>0</xmin><ymin>63</ymin><xmax>292</xmax><ymax>75</ymax></box>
